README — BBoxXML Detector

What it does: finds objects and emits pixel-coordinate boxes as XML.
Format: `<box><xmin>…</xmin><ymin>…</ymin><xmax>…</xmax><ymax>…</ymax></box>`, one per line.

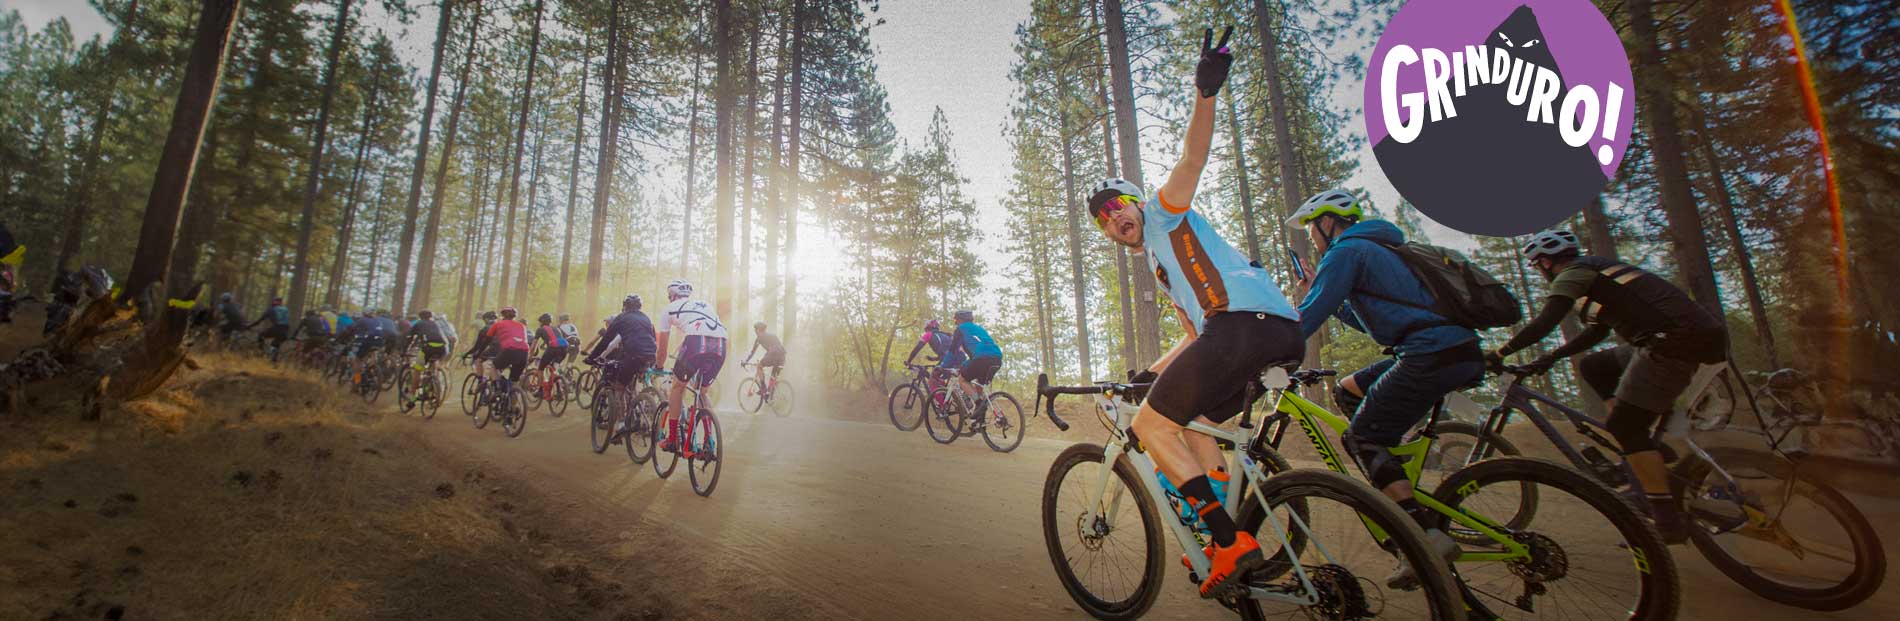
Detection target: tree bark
<box><xmin>389</xmin><ymin>0</ymin><xmax>454</xmax><ymax>316</ymax></box>
<box><xmin>1627</xmin><ymin>0</ymin><xmax>1723</xmax><ymax>317</ymax></box>
<box><xmin>763</xmin><ymin>3</ymin><xmax>791</xmax><ymax>328</ymax></box>
<box><xmin>1102</xmin><ymin>0</ymin><xmax>1160</xmax><ymax>364</ymax></box>
<box><xmin>286</xmin><ymin>0</ymin><xmax>356</xmax><ymax>318</ymax></box>
<box><xmin>499</xmin><ymin>0</ymin><xmax>546</xmax><ymax>308</ymax></box>
<box><xmin>362</xmin><ymin>174</ymin><xmax>390</xmax><ymax>305</ymax></box>
<box><xmin>326</xmin><ymin>68</ymin><xmax>382</xmax><ymax>307</ymax></box>
<box><xmin>584</xmin><ymin>0</ymin><xmax>626</xmax><ymax>331</ymax></box>
<box><xmin>1059</xmin><ymin>127</ymin><xmax>1092</xmax><ymax>381</ymax></box>
<box><xmin>1091</xmin><ymin>3</ymin><xmax>1135</xmax><ymax>373</ymax></box>
<box><xmin>712</xmin><ymin>0</ymin><xmax>737</xmax><ymax>320</ymax></box>
<box><xmin>515</xmin><ymin>108</ymin><xmax>550</xmax><ymax>307</ymax></box>
<box><xmin>1224</xmin><ymin>87</ymin><xmax>1261</xmax><ymax>262</ymax></box>
<box><xmin>557</xmin><ymin>39</ymin><xmax>589</xmax><ymax>312</ymax></box>
<box><xmin>1693</xmin><ymin>114</ymin><xmax>1778</xmax><ymax>367</ymax></box>
<box><xmin>738</xmin><ymin>11</ymin><xmax>761</xmax><ymax>329</ymax></box>
<box><xmin>412</xmin><ymin>1</ymin><xmax>483</xmax><ymax>315</ymax></box>
<box><xmin>781</xmin><ymin>0</ymin><xmax>807</xmax><ymax>344</ymax></box>
<box><xmin>680</xmin><ymin>49</ymin><xmax>705</xmax><ymax>274</ymax></box>
<box><xmin>1581</xmin><ymin>195</ymin><xmax>1619</xmax><ymax>260</ymax></box>
<box><xmin>58</xmin><ymin>0</ymin><xmax>141</xmax><ymax>273</ymax></box>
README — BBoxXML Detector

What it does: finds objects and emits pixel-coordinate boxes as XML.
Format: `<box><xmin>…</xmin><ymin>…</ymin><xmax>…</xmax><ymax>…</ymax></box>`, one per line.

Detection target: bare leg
<box><xmin>1132</xmin><ymin>404</ymin><xmax>1204</xmax><ymax>485</ymax></box>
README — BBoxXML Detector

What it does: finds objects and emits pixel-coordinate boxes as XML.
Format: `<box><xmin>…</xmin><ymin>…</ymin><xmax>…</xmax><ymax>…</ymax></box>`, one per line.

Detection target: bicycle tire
<box><xmin>653</xmin><ymin>408</ymin><xmax>681</xmax><ymax>479</ymax></box>
<box><xmin>888</xmin><ymin>384</ymin><xmax>925</xmax><ymax>431</ymax></box>
<box><xmin>1433</xmin><ymin>456</ymin><xmax>1680</xmax><ymax>620</ymax></box>
<box><xmin>1235</xmin><ymin>446</ymin><xmax>1307</xmax><ymax>582</ymax></box>
<box><xmin>588</xmin><ymin>385</ymin><xmax>616</xmax><ymax>454</ymax></box>
<box><xmin>359</xmin><ymin>368</ymin><xmax>382</xmax><ymax>404</ymax></box>
<box><xmin>925</xmin><ymin>387</ymin><xmax>962</xmax><ymax>445</ymax></box>
<box><xmin>981</xmin><ymin>391</ymin><xmax>1026</xmax><ymax>453</ymax></box>
<box><xmin>1414</xmin><ymin>421</ymin><xmax>1534</xmax><ymax>537</ymax></box>
<box><xmin>1041</xmin><ymin>443</ymin><xmax>1165</xmax><ymax>620</ymax></box>
<box><xmin>473</xmin><ymin>384</ymin><xmax>494</xmax><ymax>430</ymax></box>
<box><xmin>625</xmin><ymin>389</ymin><xmax>660</xmax><ymax>465</ymax></box>
<box><xmin>1237</xmin><ymin>468</ymin><xmax>1467</xmax><ymax>620</ymax></box>
<box><xmin>688</xmin><ymin>410</ymin><xmax>722</xmax><ymax>497</ymax></box>
<box><xmin>768</xmin><ymin>380</ymin><xmax>794</xmax><ymax>417</ymax></box>
<box><xmin>737</xmin><ymin>378</ymin><xmax>766</xmax><ymax>414</ymax></box>
<box><xmin>396</xmin><ymin>367</ymin><xmax>416</xmax><ymax>413</ymax></box>
<box><xmin>1677</xmin><ymin>447</ymin><xmax>1886</xmax><ymax>611</ymax></box>
<box><xmin>420</xmin><ymin>370</ymin><xmax>444</xmax><ymax>421</ymax></box>
<box><xmin>502</xmin><ymin>387</ymin><xmax>528</xmax><ymax>438</ymax></box>
<box><xmin>460</xmin><ymin>373</ymin><xmax>480</xmax><ymax>416</ymax></box>
<box><xmin>545</xmin><ymin>376</ymin><xmax>569</xmax><ymax>418</ymax></box>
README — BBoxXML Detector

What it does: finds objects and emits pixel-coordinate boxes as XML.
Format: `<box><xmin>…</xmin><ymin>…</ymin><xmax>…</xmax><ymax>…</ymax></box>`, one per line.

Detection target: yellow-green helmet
<box><xmin>1286</xmin><ymin>188</ymin><xmax>1364</xmax><ymax>226</ymax></box>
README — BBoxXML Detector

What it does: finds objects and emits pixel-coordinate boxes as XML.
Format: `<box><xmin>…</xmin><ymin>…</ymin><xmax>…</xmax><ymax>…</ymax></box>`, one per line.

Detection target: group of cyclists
<box><xmin>1071</xmin><ymin>27</ymin><xmax>1729</xmax><ymax>600</ymax></box>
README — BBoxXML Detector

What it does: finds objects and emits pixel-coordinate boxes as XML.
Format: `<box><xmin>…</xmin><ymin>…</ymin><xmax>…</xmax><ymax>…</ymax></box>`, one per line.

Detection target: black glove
<box><xmin>1194</xmin><ymin>27</ymin><xmax>1236</xmax><ymax>98</ymax></box>
<box><xmin>1129</xmin><ymin>369</ymin><xmax>1158</xmax><ymax>385</ymax></box>
<box><xmin>1523</xmin><ymin>357</ymin><xmax>1556</xmax><ymax>376</ymax></box>
<box><xmin>1483</xmin><ymin>350</ymin><xmax>1506</xmax><ymax>373</ymax></box>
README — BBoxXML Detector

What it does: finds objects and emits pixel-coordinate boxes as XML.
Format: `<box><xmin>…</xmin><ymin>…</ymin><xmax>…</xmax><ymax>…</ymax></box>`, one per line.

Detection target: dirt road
<box><xmin>405</xmin><ymin>403</ymin><xmax>1900</xmax><ymax>620</ymax></box>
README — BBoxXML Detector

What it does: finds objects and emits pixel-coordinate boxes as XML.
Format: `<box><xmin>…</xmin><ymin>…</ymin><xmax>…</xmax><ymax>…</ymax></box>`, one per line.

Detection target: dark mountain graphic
<box><xmin>1374</xmin><ymin>5</ymin><xmax>1607</xmax><ymax>236</ymax></box>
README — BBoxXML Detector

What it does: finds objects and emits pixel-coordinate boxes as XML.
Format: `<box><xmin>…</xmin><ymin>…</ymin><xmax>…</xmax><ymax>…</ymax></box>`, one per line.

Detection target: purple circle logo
<box><xmin>1365</xmin><ymin>0</ymin><xmax>1634</xmax><ymax>237</ymax></box>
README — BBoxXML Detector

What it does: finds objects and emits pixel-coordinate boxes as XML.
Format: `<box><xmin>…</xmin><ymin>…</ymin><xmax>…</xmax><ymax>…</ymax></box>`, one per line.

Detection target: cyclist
<box><xmin>0</xmin><ymin>222</ymin><xmax>18</xmax><ymax>323</ymax></box>
<box><xmin>1081</xmin><ymin>27</ymin><xmax>1302</xmax><ymax>599</ymax></box>
<box><xmin>401</xmin><ymin>309</ymin><xmax>452</xmax><ymax>411</ymax></box>
<box><xmin>437</xmin><ymin>312</ymin><xmax>460</xmax><ymax>354</ymax></box>
<box><xmin>334</xmin><ymin>309</ymin><xmax>355</xmax><ymax>340</ymax></box>
<box><xmin>557</xmin><ymin>313</ymin><xmax>583</xmax><ymax>364</ymax></box>
<box><xmin>587</xmin><ymin>295</ymin><xmax>659</xmax><ymax>389</ymax></box>
<box><xmin>946</xmin><ymin>310</ymin><xmax>1002</xmax><ymax>418</ymax></box>
<box><xmin>246</xmin><ymin>297</ymin><xmax>293</xmax><ymax>360</ymax></box>
<box><xmin>215</xmin><ymin>293</ymin><xmax>245</xmax><ymax>346</ymax></box>
<box><xmin>290</xmin><ymin>309</ymin><xmax>331</xmax><ymax>359</ymax></box>
<box><xmin>903</xmin><ymin>318</ymin><xmax>960</xmax><ymax>388</ymax></box>
<box><xmin>654</xmin><ymin>280</ymin><xmax>727</xmax><ymax>449</ymax></box>
<box><xmin>350</xmin><ymin>309</ymin><xmax>390</xmax><ymax>385</ymax></box>
<box><xmin>1490</xmin><ymin>230</ymin><xmax>1729</xmax><ymax>543</ymax></box>
<box><xmin>741</xmin><ymin>322</ymin><xmax>787</xmax><ymax>388</ymax></box>
<box><xmin>483</xmin><ymin>307</ymin><xmax>532</xmax><ymax>394</ymax></box>
<box><xmin>1287</xmin><ymin>188</ymin><xmax>1478</xmax><ymax>582</ymax></box>
<box><xmin>379</xmin><ymin>309</ymin><xmax>407</xmax><ymax>358</ymax></box>
<box><xmin>534</xmin><ymin>313</ymin><xmax>570</xmax><ymax>371</ymax></box>
<box><xmin>462</xmin><ymin>310</ymin><xmax>500</xmax><ymax>376</ymax></box>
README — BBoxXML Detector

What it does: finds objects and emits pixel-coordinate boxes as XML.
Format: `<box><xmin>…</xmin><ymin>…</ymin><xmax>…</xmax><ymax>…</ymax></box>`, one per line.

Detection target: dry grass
<box><xmin>0</xmin><ymin>350</ymin><xmax>661</xmax><ymax>620</ymax></box>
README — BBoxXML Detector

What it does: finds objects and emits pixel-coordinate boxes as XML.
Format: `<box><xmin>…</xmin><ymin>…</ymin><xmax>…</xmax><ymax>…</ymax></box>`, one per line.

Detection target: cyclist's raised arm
<box><xmin>1498</xmin><ymin>296</ymin><xmax>1573</xmax><ymax>357</ymax></box>
<box><xmin>1155</xmin><ymin>27</ymin><xmax>1234</xmax><ymax>213</ymax></box>
<box><xmin>903</xmin><ymin>335</ymin><xmax>928</xmax><ymax>366</ymax></box>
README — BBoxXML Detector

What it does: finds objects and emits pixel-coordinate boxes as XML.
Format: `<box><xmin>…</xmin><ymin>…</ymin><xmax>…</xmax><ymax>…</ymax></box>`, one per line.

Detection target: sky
<box><xmin>11</xmin><ymin>0</ymin><xmax>1473</xmax><ymax>303</ymax></box>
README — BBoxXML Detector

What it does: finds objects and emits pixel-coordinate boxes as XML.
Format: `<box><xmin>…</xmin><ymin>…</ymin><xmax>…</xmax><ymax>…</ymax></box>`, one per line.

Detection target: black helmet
<box><xmin>538</xmin><ymin>312</ymin><xmax>553</xmax><ymax>324</ymax></box>
<box><xmin>418</xmin><ymin>309</ymin><xmax>434</xmax><ymax>320</ymax></box>
<box><xmin>953</xmin><ymin>309</ymin><xmax>974</xmax><ymax>323</ymax></box>
<box><xmin>754</xmin><ymin>321</ymin><xmax>767</xmax><ymax>332</ymax></box>
<box><xmin>482</xmin><ymin>310</ymin><xmax>498</xmax><ymax>321</ymax></box>
<box><xmin>623</xmin><ymin>294</ymin><xmax>643</xmax><ymax>311</ymax></box>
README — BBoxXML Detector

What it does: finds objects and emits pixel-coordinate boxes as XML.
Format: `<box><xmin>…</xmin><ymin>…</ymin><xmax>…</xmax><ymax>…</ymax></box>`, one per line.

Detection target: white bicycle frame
<box><xmin>1070</xmin><ymin>368</ymin><xmax>1331</xmax><ymax>605</ymax></box>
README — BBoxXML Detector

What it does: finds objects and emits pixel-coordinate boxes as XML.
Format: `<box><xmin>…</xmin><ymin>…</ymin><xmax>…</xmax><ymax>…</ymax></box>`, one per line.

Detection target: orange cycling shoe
<box><xmin>1199</xmin><ymin>531</ymin><xmax>1265</xmax><ymax>600</ymax></box>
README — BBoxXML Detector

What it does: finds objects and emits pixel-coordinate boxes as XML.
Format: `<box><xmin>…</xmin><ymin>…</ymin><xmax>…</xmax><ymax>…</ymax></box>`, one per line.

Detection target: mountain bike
<box><xmin>1034</xmin><ymin>370</ymin><xmax>1466</xmax><ymax>620</ymax></box>
<box><xmin>471</xmin><ymin>374</ymin><xmax>529</xmax><ymax>438</ymax></box>
<box><xmin>888</xmin><ymin>364</ymin><xmax>952</xmax><ymax>432</ymax></box>
<box><xmin>396</xmin><ymin>350</ymin><xmax>449</xmax><ymax>421</ymax></box>
<box><xmin>925</xmin><ymin>377</ymin><xmax>1025</xmax><ymax>453</ymax></box>
<box><xmin>586</xmin><ymin>361</ymin><xmax>664</xmax><ymax>464</ymax></box>
<box><xmin>352</xmin><ymin>353</ymin><xmax>387</xmax><ymax>404</ymax></box>
<box><xmin>1425</xmin><ymin>363</ymin><xmax>1885</xmax><ymax>611</ymax></box>
<box><xmin>522</xmin><ymin>361</ymin><xmax>570</xmax><ymax>417</ymax></box>
<box><xmin>736</xmin><ymin>362</ymin><xmax>794</xmax><ymax>417</ymax></box>
<box><xmin>650</xmin><ymin>369</ymin><xmax>722</xmax><ymax>497</ymax></box>
<box><xmin>575</xmin><ymin>363</ymin><xmax>600</xmax><ymax>409</ymax></box>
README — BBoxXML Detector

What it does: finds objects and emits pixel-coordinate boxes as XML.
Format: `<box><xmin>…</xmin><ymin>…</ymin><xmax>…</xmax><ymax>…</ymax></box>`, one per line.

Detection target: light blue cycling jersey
<box><xmin>1142</xmin><ymin>191</ymin><xmax>1299</xmax><ymax>334</ymax></box>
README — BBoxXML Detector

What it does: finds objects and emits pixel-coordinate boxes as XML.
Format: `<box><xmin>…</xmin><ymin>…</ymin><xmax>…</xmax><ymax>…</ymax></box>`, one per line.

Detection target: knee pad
<box><xmin>1606</xmin><ymin>401</ymin><xmax>1662</xmax><ymax>454</ymax></box>
<box><xmin>1332</xmin><ymin>384</ymin><xmax>1365</xmax><ymax>417</ymax></box>
<box><xmin>1342</xmin><ymin>433</ymin><xmax>1408</xmax><ymax>489</ymax></box>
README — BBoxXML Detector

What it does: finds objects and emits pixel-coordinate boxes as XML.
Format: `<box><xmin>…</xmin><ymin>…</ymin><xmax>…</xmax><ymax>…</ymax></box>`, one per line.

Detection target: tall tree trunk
<box><xmin>286</xmin><ymin>0</ymin><xmax>355</xmax><ymax>318</ymax></box>
<box><xmin>1102</xmin><ymin>0</ymin><xmax>1160</xmax><ymax>363</ymax></box>
<box><xmin>763</xmin><ymin>3</ymin><xmax>790</xmax><ymax>327</ymax></box>
<box><xmin>712</xmin><ymin>0</ymin><xmax>738</xmax><ymax>322</ymax></box>
<box><xmin>1224</xmin><ymin>86</ymin><xmax>1261</xmax><ymax>262</ymax></box>
<box><xmin>119</xmin><ymin>0</ymin><xmax>243</xmax><ymax>307</ymax></box>
<box><xmin>679</xmin><ymin>50</ymin><xmax>705</xmax><ymax>273</ymax></box>
<box><xmin>326</xmin><ymin>70</ymin><xmax>382</xmax><ymax>307</ymax></box>
<box><xmin>515</xmin><ymin>110</ymin><xmax>550</xmax><ymax>307</ymax></box>
<box><xmin>738</xmin><ymin>19</ymin><xmax>759</xmax><ymax>329</ymax></box>
<box><xmin>1059</xmin><ymin>129</ymin><xmax>1093</xmax><ymax>381</ymax></box>
<box><xmin>1692</xmin><ymin>114</ymin><xmax>1778</xmax><ymax>367</ymax></box>
<box><xmin>1250</xmin><ymin>0</ymin><xmax>1320</xmax><ymax>371</ymax></box>
<box><xmin>391</xmin><ymin>0</ymin><xmax>455</xmax><ymax>316</ymax></box>
<box><xmin>362</xmin><ymin>176</ymin><xmax>390</xmax><ymax>306</ymax></box>
<box><xmin>413</xmin><ymin>1</ymin><xmax>483</xmax><ymax>315</ymax></box>
<box><xmin>1581</xmin><ymin>195</ymin><xmax>1619</xmax><ymax>260</ymax></box>
<box><xmin>1092</xmin><ymin>3</ymin><xmax>1135</xmax><ymax>373</ymax></box>
<box><xmin>584</xmin><ymin>0</ymin><xmax>626</xmax><ymax>331</ymax></box>
<box><xmin>780</xmin><ymin>0</ymin><xmax>808</xmax><ymax>344</ymax></box>
<box><xmin>557</xmin><ymin>41</ymin><xmax>590</xmax><ymax>312</ymax></box>
<box><xmin>167</xmin><ymin>129</ymin><xmax>222</xmax><ymax>297</ymax></box>
<box><xmin>498</xmin><ymin>0</ymin><xmax>546</xmax><ymax>308</ymax></box>
<box><xmin>59</xmin><ymin>0</ymin><xmax>143</xmax><ymax>272</ymax></box>
<box><xmin>1627</xmin><ymin>0</ymin><xmax>1723</xmax><ymax>317</ymax></box>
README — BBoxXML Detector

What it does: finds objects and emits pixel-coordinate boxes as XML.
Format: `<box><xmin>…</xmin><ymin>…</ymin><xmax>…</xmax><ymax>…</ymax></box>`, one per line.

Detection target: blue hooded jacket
<box><xmin>1296</xmin><ymin>220</ymin><xmax>1477</xmax><ymax>355</ymax></box>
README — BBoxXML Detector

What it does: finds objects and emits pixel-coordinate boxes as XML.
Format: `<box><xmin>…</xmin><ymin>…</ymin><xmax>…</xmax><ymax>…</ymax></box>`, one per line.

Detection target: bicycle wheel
<box><xmin>396</xmin><ymin>367</ymin><xmax>417</xmax><ymax>413</ymax></box>
<box><xmin>1685</xmin><ymin>369</ymin><xmax>1737</xmax><ymax>432</ymax></box>
<box><xmin>1433</xmin><ymin>457</ymin><xmax>1680</xmax><ymax>620</ymax></box>
<box><xmin>625</xmin><ymin>389</ymin><xmax>660</xmax><ymax>465</ymax></box>
<box><xmin>545</xmin><ymin>376</ymin><xmax>569</xmax><ymax>418</ymax></box>
<box><xmin>1677</xmin><ymin>447</ymin><xmax>1886</xmax><ymax>611</ymax></box>
<box><xmin>925</xmin><ymin>387</ymin><xmax>962</xmax><ymax>445</ymax></box>
<box><xmin>980</xmin><ymin>391</ymin><xmax>1026</xmax><ymax>453</ymax></box>
<box><xmin>589</xmin><ymin>386</ymin><xmax>618</xmax><ymax>454</ymax></box>
<box><xmin>687</xmin><ymin>410</ymin><xmax>723</xmax><ymax>497</ymax></box>
<box><xmin>473</xmin><ymin>385</ymin><xmax>494</xmax><ymax>430</ymax></box>
<box><xmin>887</xmin><ymin>384</ymin><xmax>925</xmax><ymax>431</ymax></box>
<box><xmin>420</xmin><ymin>371</ymin><xmax>444</xmax><ymax>421</ymax></box>
<box><xmin>1236</xmin><ymin>468</ymin><xmax>1466</xmax><ymax>620</ymax></box>
<box><xmin>767</xmin><ymin>380</ymin><xmax>793</xmax><ymax>417</ymax></box>
<box><xmin>652</xmin><ymin>409</ymin><xmax>680</xmax><ymax>479</ymax></box>
<box><xmin>737</xmin><ymin>378</ymin><xmax>765</xmax><ymax>414</ymax></box>
<box><xmin>460</xmin><ymin>373</ymin><xmax>480</xmax><ymax>416</ymax></box>
<box><xmin>1413</xmin><ymin>421</ymin><xmax>1531</xmax><ymax>515</ymax></box>
<box><xmin>379</xmin><ymin>362</ymin><xmax>399</xmax><ymax>390</ymax></box>
<box><xmin>1041</xmin><ymin>443</ymin><xmax>1165</xmax><ymax>620</ymax></box>
<box><xmin>577</xmin><ymin>369</ymin><xmax>598</xmax><ymax>405</ymax></box>
<box><xmin>502</xmin><ymin>387</ymin><xmax>528</xmax><ymax>438</ymax></box>
<box><xmin>358</xmin><ymin>368</ymin><xmax>383</xmax><ymax>404</ymax></box>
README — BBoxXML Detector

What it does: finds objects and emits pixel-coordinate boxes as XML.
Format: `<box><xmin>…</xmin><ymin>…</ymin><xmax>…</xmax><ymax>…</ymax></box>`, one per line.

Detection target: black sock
<box><xmin>1180</xmin><ymin>476</ymin><xmax>1240</xmax><ymax>546</ymax></box>
<box><xmin>1646</xmin><ymin>493</ymin><xmax>1678</xmax><ymax>515</ymax></box>
<box><xmin>1398</xmin><ymin>498</ymin><xmax>1438</xmax><ymax>531</ymax></box>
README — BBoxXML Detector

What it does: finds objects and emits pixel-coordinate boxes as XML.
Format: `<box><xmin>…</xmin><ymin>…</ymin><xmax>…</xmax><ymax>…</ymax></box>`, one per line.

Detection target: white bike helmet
<box><xmin>1086</xmin><ymin>178</ymin><xmax>1144</xmax><ymax>214</ymax></box>
<box><xmin>666</xmin><ymin>280</ymin><xmax>693</xmax><ymax>298</ymax></box>
<box><xmin>1521</xmin><ymin>230</ymin><xmax>1582</xmax><ymax>262</ymax></box>
<box><xmin>1286</xmin><ymin>188</ymin><xmax>1364</xmax><ymax>227</ymax></box>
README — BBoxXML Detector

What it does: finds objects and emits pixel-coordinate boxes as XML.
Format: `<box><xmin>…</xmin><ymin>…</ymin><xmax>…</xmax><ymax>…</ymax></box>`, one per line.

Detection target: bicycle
<box><xmin>1034</xmin><ymin>369</ymin><xmax>1466</xmax><ymax>620</ymax></box>
<box><xmin>522</xmin><ymin>361</ymin><xmax>571</xmax><ymax>418</ymax></box>
<box><xmin>574</xmin><ymin>363</ymin><xmax>601</xmax><ymax>409</ymax></box>
<box><xmin>586</xmin><ymin>361</ymin><xmax>664</xmax><ymax>464</ymax></box>
<box><xmin>396</xmin><ymin>350</ymin><xmax>449</xmax><ymax>421</ymax></box>
<box><xmin>351</xmin><ymin>352</ymin><xmax>386</xmax><ymax>404</ymax></box>
<box><xmin>736</xmin><ymin>362</ymin><xmax>794</xmax><ymax>417</ymax></box>
<box><xmin>924</xmin><ymin>376</ymin><xmax>1026</xmax><ymax>453</ymax></box>
<box><xmin>887</xmin><ymin>363</ymin><xmax>952</xmax><ymax>431</ymax></box>
<box><xmin>1259</xmin><ymin>367</ymin><xmax>1679</xmax><ymax>619</ymax></box>
<box><xmin>471</xmin><ymin>373</ymin><xmax>529</xmax><ymax>438</ymax></box>
<box><xmin>1426</xmin><ymin>363</ymin><xmax>1886</xmax><ymax>611</ymax></box>
<box><xmin>650</xmin><ymin>369</ymin><xmax>722</xmax><ymax>497</ymax></box>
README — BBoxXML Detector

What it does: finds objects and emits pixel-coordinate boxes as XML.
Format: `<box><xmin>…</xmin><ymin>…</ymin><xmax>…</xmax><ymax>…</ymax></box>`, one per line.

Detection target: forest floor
<box><xmin>2</xmin><ymin>303</ymin><xmax>1898</xmax><ymax>619</ymax></box>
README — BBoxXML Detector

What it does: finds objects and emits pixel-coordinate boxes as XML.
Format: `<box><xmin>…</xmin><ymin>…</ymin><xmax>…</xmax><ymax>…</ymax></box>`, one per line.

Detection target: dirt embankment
<box><xmin>0</xmin><ymin>351</ymin><xmax>665</xmax><ymax>620</ymax></box>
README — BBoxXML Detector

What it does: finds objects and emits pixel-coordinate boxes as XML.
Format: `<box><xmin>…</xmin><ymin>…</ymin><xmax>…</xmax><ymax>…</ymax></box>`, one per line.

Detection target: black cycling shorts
<box><xmin>538</xmin><ymin>346</ymin><xmax>567</xmax><ymax>367</ymax></box>
<box><xmin>606</xmin><ymin>357</ymin><xmax>651</xmax><ymax>387</ymax></box>
<box><xmin>494</xmin><ymin>349</ymin><xmax>529</xmax><ymax>382</ymax></box>
<box><xmin>1147</xmin><ymin>312</ymin><xmax>1304</xmax><ymax>427</ymax></box>
<box><xmin>760</xmin><ymin>351</ymin><xmax>787</xmax><ymax>367</ymax></box>
<box><xmin>960</xmin><ymin>356</ymin><xmax>1002</xmax><ymax>385</ymax></box>
<box><xmin>420</xmin><ymin>341</ymin><xmax>448</xmax><ymax>363</ymax></box>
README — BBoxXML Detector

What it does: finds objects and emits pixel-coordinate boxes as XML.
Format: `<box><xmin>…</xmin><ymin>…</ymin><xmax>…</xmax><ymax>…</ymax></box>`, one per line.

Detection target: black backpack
<box><xmin>1355</xmin><ymin>241</ymin><xmax>1522</xmax><ymax>330</ymax></box>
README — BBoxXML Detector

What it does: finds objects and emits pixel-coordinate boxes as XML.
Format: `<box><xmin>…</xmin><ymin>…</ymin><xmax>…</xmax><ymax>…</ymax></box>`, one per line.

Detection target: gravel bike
<box><xmin>1426</xmin><ymin>362</ymin><xmax>1885</xmax><ymax>611</ymax></box>
<box><xmin>470</xmin><ymin>373</ymin><xmax>529</xmax><ymax>438</ymax></box>
<box><xmin>736</xmin><ymin>362</ymin><xmax>794</xmax><ymax>416</ymax></box>
<box><xmin>1034</xmin><ymin>369</ymin><xmax>1465</xmax><ymax>620</ymax></box>
<box><xmin>586</xmin><ymin>361</ymin><xmax>664</xmax><ymax>464</ymax></box>
<box><xmin>887</xmin><ymin>363</ymin><xmax>951</xmax><ymax>432</ymax></box>
<box><xmin>396</xmin><ymin>349</ymin><xmax>449</xmax><ymax>420</ymax></box>
<box><xmin>522</xmin><ymin>361</ymin><xmax>570</xmax><ymax>418</ymax></box>
<box><xmin>650</xmin><ymin>369</ymin><xmax>722</xmax><ymax>496</ymax></box>
<box><xmin>925</xmin><ymin>376</ymin><xmax>1026</xmax><ymax>452</ymax></box>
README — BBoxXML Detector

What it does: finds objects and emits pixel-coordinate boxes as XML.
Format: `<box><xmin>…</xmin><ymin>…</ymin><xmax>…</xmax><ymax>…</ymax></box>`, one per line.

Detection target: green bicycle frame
<box><xmin>1270</xmin><ymin>388</ymin><xmax>1531</xmax><ymax>563</ymax></box>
